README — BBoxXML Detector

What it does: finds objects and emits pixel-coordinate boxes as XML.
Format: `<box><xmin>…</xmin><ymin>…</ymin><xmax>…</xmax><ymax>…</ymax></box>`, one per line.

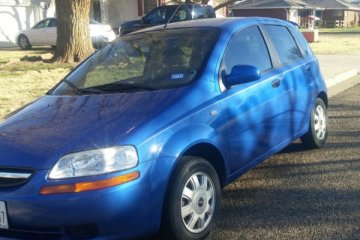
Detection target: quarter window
<box><xmin>264</xmin><ymin>25</ymin><xmax>302</xmax><ymax>65</ymax></box>
<box><xmin>291</xmin><ymin>28</ymin><xmax>310</xmax><ymax>57</ymax></box>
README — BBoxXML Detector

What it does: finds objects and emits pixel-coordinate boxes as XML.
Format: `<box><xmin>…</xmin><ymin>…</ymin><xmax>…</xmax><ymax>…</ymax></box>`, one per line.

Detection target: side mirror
<box><xmin>223</xmin><ymin>65</ymin><xmax>261</xmax><ymax>89</ymax></box>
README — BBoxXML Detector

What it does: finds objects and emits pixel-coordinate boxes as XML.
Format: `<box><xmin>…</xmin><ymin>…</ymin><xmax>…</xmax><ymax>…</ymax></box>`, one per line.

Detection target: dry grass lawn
<box><xmin>309</xmin><ymin>34</ymin><xmax>360</xmax><ymax>55</ymax></box>
<box><xmin>1</xmin><ymin>33</ymin><xmax>360</xmax><ymax>119</ymax></box>
<box><xmin>318</xmin><ymin>26</ymin><xmax>360</xmax><ymax>33</ymax></box>
<box><xmin>0</xmin><ymin>48</ymin><xmax>75</xmax><ymax>118</ymax></box>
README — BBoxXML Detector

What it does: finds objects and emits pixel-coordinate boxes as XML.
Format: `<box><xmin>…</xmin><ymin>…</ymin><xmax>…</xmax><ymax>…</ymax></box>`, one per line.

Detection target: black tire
<box><xmin>160</xmin><ymin>157</ymin><xmax>221</xmax><ymax>240</ymax></box>
<box><xmin>18</xmin><ymin>35</ymin><xmax>32</xmax><ymax>50</ymax></box>
<box><xmin>301</xmin><ymin>98</ymin><xmax>328</xmax><ymax>149</ymax></box>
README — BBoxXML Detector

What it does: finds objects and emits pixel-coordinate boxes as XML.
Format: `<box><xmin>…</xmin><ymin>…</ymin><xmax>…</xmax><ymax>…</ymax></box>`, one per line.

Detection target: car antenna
<box><xmin>164</xmin><ymin>3</ymin><xmax>183</xmax><ymax>29</ymax></box>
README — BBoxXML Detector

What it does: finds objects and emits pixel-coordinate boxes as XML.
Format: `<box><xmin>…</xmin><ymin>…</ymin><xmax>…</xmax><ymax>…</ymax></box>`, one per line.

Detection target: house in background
<box><xmin>0</xmin><ymin>0</ymin><xmax>55</xmax><ymax>47</ymax></box>
<box><xmin>230</xmin><ymin>0</ymin><xmax>360</xmax><ymax>27</ymax></box>
<box><xmin>306</xmin><ymin>0</ymin><xmax>360</xmax><ymax>27</ymax></box>
<box><xmin>230</xmin><ymin>0</ymin><xmax>316</xmax><ymax>25</ymax></box>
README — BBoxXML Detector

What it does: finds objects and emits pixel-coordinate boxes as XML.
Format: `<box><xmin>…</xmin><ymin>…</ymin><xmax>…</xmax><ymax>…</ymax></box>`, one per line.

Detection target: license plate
<box><xmin>0</xmin><ymin>201</ymin><xmax>9</xmax><ymax>229</ymax></box>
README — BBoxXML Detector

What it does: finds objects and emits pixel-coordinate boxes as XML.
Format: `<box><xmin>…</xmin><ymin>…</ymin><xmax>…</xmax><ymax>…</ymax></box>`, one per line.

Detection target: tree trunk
<box><xmin>53</xmin><ymin>0</ymin><xmax>93</xmax><ymax>63</ymax></box>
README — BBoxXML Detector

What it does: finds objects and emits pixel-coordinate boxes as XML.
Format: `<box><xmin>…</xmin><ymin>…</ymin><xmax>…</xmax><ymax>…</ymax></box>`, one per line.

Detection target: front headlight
<box><xmin>49</xmin><ymin>146</ymin><xmax>138</xmax><ymax>179</ymax></box>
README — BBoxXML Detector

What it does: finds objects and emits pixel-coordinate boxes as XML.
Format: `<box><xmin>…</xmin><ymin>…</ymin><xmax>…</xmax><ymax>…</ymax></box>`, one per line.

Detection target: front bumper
<box><xmin>0</xmin><ymin>160</ymin><xmax>157</xmax><ymax>239</ymax></box>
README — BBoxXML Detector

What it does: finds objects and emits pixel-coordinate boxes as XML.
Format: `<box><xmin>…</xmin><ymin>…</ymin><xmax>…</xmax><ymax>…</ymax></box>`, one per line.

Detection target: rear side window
<box><xmin>264</xmin><ymin>25</ymin><xmax>302</xmax><ymax>65</ymax></box>
<box><xmin>49</xmin><ymin>19</ymin><xmax>57</xmax><ymax>27</ymax></box>
<box><xmin>221</xmin><ymin>26</ymin><xmax>272</xmax><ymax>74</ymax></box>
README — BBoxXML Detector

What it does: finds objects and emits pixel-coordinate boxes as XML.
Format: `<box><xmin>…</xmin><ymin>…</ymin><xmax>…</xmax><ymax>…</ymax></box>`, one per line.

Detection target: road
<box><xmin>208</xmin><ymin>82</ymin><xmax>360</xmax><ymax>240</ymax></box>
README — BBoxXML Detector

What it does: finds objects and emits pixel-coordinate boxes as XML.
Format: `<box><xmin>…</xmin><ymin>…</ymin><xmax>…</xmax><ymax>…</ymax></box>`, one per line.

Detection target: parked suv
<box><xmin>0</xmin><ymin>18</ymin><xmax>327</xmax><ymax>240</ymax></box>
<box><xmin>119</xmin><ymin>3</ymin><xmax>216</xmax><ymax>35</ymax></box>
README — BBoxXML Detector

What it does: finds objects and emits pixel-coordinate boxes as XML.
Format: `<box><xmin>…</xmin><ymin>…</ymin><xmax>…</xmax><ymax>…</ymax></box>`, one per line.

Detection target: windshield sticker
<box><xmin>171</xmin><ymin>73</ymin><xmax>184</xmax><ymax>80</ymax></box>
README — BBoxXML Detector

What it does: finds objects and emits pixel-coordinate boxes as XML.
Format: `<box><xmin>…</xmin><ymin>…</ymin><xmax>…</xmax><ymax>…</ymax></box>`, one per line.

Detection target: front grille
<box><xmin>0</xmin><ymin>166</ymin><xmax>34</xmax><ymax>188</ymax></box>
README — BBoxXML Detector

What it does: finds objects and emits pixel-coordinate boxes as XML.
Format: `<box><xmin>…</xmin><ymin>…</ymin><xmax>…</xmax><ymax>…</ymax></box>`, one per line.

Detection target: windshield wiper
<box><xmin>85</xmin><ymin>82</ymin><xmax>157</xmax><ymax>93</ymax></box>
<box><xmin>63</xmin><ymin>79</ymin><xmax>106</xmax><ymax>94</ymax></box>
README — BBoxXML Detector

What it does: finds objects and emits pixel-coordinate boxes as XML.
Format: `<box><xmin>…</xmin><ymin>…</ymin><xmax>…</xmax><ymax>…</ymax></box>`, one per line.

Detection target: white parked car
<box><xmin>17</xmin><ymin>18</ymin><xmax>116</xmax><ymax>50</ymax></box>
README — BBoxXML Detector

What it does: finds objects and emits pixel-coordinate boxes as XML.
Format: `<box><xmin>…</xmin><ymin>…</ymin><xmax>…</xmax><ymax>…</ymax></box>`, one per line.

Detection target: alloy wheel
<box><xmin>181</xmin><ymin>171</ymin><xmax>215</xmax><ymax>234</ymax></box>
<box><xmin>314</xmin><ymin>105</ymin><xmax>327</xmax><ymax>140</ymax></box>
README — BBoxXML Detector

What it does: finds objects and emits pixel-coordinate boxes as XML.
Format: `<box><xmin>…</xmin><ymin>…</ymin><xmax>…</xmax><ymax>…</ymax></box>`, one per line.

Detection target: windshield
<box><xmin>51</xmin><ymin>28</ymin><xmax>219</xmax><ymax>95</ymax></box>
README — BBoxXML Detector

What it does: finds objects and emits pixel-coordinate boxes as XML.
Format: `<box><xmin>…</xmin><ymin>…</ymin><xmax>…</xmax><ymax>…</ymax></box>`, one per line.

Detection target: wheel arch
<box><xmin>17</xmin><ymin>34</ymin><xmax>28</xmax><ymax>42</ymax></box>
<box><xmin>151</xmin><ymin>125</ymin><xmax>229</xmax><ymax>234</ymax></box>
<box><xmin>17</xmin><ymin>34</ymin><xmax>32</xmax><ymax>49</ymax></box>
<box><xmin>181</xmin><ymin>142</ymin><xmax>227</xmax><ymax>188</ymax></box>
<box><xmin>318</xmin><ymin>91</ymin><xmax>328</xmax><ymax>108</ymax></box>
<box><xmin>156</xmin><ymin>123</ymin><xmax>229</xmax><ymax>188</ymax></box>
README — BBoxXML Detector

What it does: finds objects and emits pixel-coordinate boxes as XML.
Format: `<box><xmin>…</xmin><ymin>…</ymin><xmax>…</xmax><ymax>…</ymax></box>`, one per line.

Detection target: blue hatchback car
<box><xmin>0</xmin><ymin>18</ymin><xmax>328</xmax><ymax>240</ymax></box>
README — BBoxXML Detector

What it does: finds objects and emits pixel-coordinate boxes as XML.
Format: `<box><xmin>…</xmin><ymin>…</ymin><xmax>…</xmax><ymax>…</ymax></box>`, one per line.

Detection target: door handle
<box><xmin>272</xmin><ymin>79</ymin><xmax>281</xmax><ymax>88</ymax></box>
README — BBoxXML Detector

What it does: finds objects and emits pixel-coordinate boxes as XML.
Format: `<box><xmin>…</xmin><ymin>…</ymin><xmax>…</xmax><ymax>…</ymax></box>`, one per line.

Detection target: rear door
<box><xmin>262</xmin><ymin>24</ymin><xmax>311</xmax><ymax>138</ymax></box>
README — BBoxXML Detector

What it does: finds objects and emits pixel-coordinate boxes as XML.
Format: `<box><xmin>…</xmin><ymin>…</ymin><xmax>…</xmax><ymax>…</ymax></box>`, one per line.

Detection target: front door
<box><xmin>28</xmin><ymin>19</ymin><xmax>56</xmax><ymax>46</ymax></box>
<box><xmin>219</xmin><ymin>25</ymin><xmax>294</xmax><ymax>173</ymax></box>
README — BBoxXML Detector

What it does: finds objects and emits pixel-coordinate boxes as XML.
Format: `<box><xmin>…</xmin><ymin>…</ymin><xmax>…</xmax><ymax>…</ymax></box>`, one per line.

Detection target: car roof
<box><xmin>36</xmin><ymin>17</ymin><xmax>56</xmax><ymax>22</ymax></box>
<box><xmin>134</xmin><ymin>17</ymin><xmax>295</xmax><ymax>34</ymax></box>
<box><xmin>158</xmin><ymin>3</ymin><xmax>202</xmax><ymax>7</ymax></box>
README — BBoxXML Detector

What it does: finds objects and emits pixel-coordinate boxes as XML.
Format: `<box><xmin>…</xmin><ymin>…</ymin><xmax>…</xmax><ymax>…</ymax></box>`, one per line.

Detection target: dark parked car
<box><xmin>119</xmin><ymin>3</ymin><xmax>216</xmax><ymax>35</ymax></box>
<box><xmin>0</xmin><ymin>18</ymin><xmax>328</xmax><ymax>239</ymax></box>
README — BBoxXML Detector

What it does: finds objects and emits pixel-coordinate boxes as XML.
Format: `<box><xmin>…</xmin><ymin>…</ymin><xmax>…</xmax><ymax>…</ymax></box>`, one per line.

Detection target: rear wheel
<box><xmin>160</xmin><ymin>157</ymin><xmax>221</xmax><ymax>240</ymax></box>
<box><xmin>18</xmin><ymin>35</ymin><xmax>31</xmax><ymax>50</ymax></box>
<box><xmin>301</xmin><ymin>98</ymin><xmax>328</xmax><ymax>149</ymax></box>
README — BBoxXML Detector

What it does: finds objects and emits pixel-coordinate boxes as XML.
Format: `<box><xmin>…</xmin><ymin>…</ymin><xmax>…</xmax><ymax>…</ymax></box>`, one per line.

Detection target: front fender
<box><xmin>160</xmin><ymin>124</ymin><xmax>228</xmax><ymax>160</ymax></box>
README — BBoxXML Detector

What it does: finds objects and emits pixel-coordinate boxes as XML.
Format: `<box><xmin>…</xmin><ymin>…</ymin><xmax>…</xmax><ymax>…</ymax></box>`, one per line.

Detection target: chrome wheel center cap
<box><xmin>193</xmin><ymin>190</ymin><xmax>207</xmax><ymax>214</ymax></box>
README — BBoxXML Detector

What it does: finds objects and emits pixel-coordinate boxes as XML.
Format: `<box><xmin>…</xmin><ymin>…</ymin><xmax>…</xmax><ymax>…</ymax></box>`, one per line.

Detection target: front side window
<box><xmin>33</xmin><ymin>19</ymin><xmax>51</xmax><ymax>29</ymax></box>
<box><xmin>145</xmin><ymin>6</ymin><xmax>191</xmax><ymax>24</ymax></box>
<box><xmin>221</xmin><ymin>26</ymin><xmax>272</xmax><ymax>75</ymax></box>
<box><xmin>264</xmin><ymin>25</ymin><xmax>302</xmax><ymax>65</ymax></box>
<box><xmin>173</xmin><ymin>8</ymin><xmax>191</xmax><ymax>21</ymax></box>
<box><xmin>51</xmin><ymin>28</ymin><xmax>219</xmax><ymax>95</ymax></box>
<box><xmin>145</xmin><ymin>8</ymin><xmax>167</xmax><ymax>24</ymax></box>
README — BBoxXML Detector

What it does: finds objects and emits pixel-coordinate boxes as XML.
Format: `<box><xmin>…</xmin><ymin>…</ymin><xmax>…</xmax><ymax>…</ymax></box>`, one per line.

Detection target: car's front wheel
<box><xmin>160</xmin><ymin>157</ymin><xmax>221</xmax><ymax>240</ymax></box>
<box><xmin>18</xmin><ymin>35</ymin><xmax>32</xmax><ymax>50</ymax></box>
<box><xmin>301</xmin><ymin>98</ymin><xmax>328</xmax><ymax>148</ymax></box>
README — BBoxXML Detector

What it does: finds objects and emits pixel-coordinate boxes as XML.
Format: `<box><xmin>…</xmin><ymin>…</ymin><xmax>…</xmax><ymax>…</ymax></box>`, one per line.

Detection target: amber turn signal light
<box><xmin>40</xmin><ymin>171</ymin><xmax>139</xmax><ymax>195</ymax></box>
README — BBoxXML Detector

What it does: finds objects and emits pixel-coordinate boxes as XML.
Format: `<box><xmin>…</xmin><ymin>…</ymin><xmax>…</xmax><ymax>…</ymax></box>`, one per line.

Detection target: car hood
<box><xmin>0</xmin><ymin>88</ymin><xmax>188</xmax><ymax>169</ymax></box>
